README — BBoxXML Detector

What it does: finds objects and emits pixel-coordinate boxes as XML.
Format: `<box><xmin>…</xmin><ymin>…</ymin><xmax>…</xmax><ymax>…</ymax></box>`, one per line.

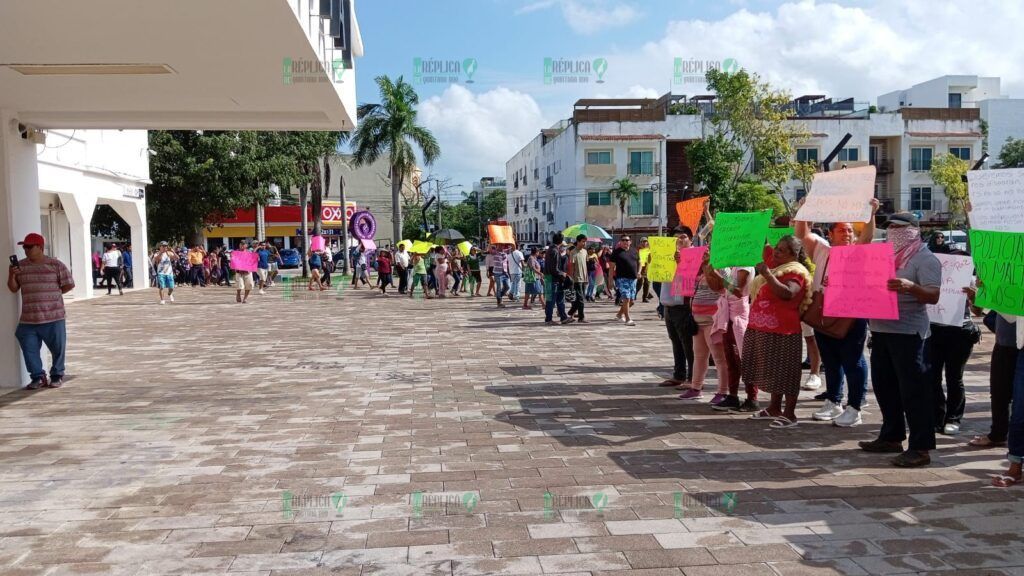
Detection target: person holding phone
<box><xmin>152</xmin><ymin>241</ymin><xmax>178</xmax><ymax>304</ymax></box>
<box><xmin>8</xmin><ymin>233</ymin><xmax>75</xmax><ymax>390</ymax></box>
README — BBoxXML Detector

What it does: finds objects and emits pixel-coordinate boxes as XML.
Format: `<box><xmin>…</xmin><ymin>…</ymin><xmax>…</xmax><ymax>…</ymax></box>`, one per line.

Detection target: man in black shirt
<box><xmin>543</xmin><ymin>233</ymin><xmax>569</xmax><ymax>324</ymax></box>
<box><xmin>610</xmin><ymin>236</ymin><xmax>640</xmax><ymax>326</ymax></box>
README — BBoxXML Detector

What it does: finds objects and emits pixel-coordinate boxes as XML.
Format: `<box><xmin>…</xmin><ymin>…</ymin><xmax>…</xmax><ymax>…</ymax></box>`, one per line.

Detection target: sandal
<box><xmin>770</xmin><ymin>416</ymin><xmax>799</xmax><ymax>429</ymax></box>
<box><xmin>659</xmin><ymin>379</ymin><xmax>683</xmax><ymax>387</ymax></box>
<box><xmin>749</xmin><ymin>409</ymin><xmax>779</xmax><ymax>420</ymax></box>
<box><xmin>992</xmin><ymin>474</ymin><xmax>1022</xmax><ymax>488</ymax></box>
<box><xmin>969</xmin><ymin>435</ymin><xmax>1006</xmax><ymax>448</ymax></box>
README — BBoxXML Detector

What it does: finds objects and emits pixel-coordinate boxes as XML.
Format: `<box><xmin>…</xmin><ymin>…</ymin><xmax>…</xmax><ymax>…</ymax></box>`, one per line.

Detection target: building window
<box><xmin>948</xmin><ymin>93</ymin><xmax>962</xmax><ymax>108</ymax></box>
<box><xmin>911</xmin><ymin>187</ymin><xmax>932</xmax><ymax>211</ymax></box>
<box><xmin>869</xmin><ymin>145</ymin><xmax>879</xmax><ymax>166</ymax></box>
<box><xmin>949</xmin><ymin>146</ymin><xmax>971</xmax><ymax>161</ymax></box>
<box><xmin>838</xmin><ymin>147</ymin><xmax>859</xmax><ymax>162</ymax></box>
<box><xmin>628</xmin><ymin>150</ymin><xmax>655</xmax><ymax>175</ymax></box>
<box><xmin>795</xmin><ymin>189</ymin><xmax>807</xmax><ymax>201</ymax></box>
<box><xmin>586</xmin><ymin>150</ymin><xmax>612</xmax><ymax>165</ymax></box>
<box><xmin>910</xmin><ymin>147</ymin><xmax>933</xmax><ymax>171</ymax></box>
<box><xmin>796</xmin><ymin>147</ymin><xmax>819</xmax><ymax>164</ymax></box>
<box><xmin>628</xmin><ymin>189</ymin><xmax>655</xmax><ymax>215</ymax></box>
<box><xmin>587</xmin><ymin>190</ymin><xmax>612</xmax><ymax>206</ymax></box>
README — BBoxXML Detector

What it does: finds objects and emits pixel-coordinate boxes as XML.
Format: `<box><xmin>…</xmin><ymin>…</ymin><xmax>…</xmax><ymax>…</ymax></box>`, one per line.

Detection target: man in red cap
<box><xmin>7</xmin><ymin>233</ymin><xmax>75</xmax><ymax>389</ymax></box>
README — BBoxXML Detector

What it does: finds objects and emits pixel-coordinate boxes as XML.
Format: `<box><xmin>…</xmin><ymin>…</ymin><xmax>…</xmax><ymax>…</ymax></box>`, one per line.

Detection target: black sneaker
<box><xmin>712</xmin><ymin>395</ymin><xmax>741</xmax><ymax>411</ymax></box>
<box><xmin>737</xmin><ymin>398</ymin><xmax>760</xmax><ymax>413</ymax></box>
<box><xmin>46</xmin><ymin>376</ymin><xmax>63</xmax><ymax>388</ymax></box>
<box><xmin>813</xmin><ymin>391</ymin><xmax>829</xmax><ymax>401</ymax></box>
<box><xmin>26</xmin><ymin>379</ymin><xmax>44</xmax><ymax>390</ymax></box>
<box><xmin>560</xmin><ymin>317</ymin><xmax>576</xmax><ymax>325</ymax></box>
<box><xmin>892</xmin><ymin>450</ymin><xmax>931</xmax><ymax>468</ymax></box>
<box><xmin>859</xmin><ymin>439</ymin><xmax>904</xmax><ymax>453</ymax></box>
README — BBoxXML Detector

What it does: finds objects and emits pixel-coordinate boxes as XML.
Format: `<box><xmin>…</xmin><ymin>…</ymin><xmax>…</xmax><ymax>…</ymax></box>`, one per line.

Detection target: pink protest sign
<box><xmin>823</xmin><ymin>243</ymin><xmax>898</xmax><ymax>320</ymax></box>
<box><xmin>229</xmin><ymin>251</ymin><xmax>259</xmax><ymax>272</ymax></box>
<box><xmin>669</xmin><ymin>246</ymin><xmax>708</xmax><ymax>297</ymax></box>
<box><xmin>310</xmin><ymin>235</ymin><xmax>326</xmax><ymax>252</ymax></box>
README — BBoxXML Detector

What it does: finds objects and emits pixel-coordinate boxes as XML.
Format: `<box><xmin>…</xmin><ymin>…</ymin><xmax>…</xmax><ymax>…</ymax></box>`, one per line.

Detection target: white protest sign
<box><xmin>795</xmin><ymin>165</ymin><xmax>876</xmax><ymax>223</ymax></box>
<box><xmin>926</xmin><ymin>254</ymin><xmax>974</xmax><ymax>327</ymax></box>
<box><xmin>967</xmin><ymin>168</ymin><xmax>1024</xmax><ymax>233</ymax></box>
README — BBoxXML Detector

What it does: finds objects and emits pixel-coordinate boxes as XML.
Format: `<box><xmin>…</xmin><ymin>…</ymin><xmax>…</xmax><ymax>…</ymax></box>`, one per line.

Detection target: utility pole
<box><xmin>437</xmin><ymin>180</ymin><xmax>443</xmax><ymax>230</ymax></box>
<box><xmin>338</xmin><ymin>173</ymin><xmax>349</xmax><ymax>275</ymax></box>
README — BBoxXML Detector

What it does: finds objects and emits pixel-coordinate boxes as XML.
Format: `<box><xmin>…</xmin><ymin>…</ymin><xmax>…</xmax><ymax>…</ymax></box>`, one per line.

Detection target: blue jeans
<box><xmin>509</xmin><ymin>273</ymin><xmax>522</xmax><ymax>300</ymax></box>
<box><xmin>870</xmin><ymin>331</ymin><xmax>935</xmax><ymax>451</ymax></box>
<box><xmin>586</xmin><ymin>272</ymin><xmax>596</xmax><ymax>299</ymax></box>
<box><xmin>1007</xmin><ymin>349</ymin><xmax>1024</xmax><ymax>463</ymax></box>
<box><xmin>495</xmin><ymin>272</ymin><xmax>510</xmax><ymax>304</ymax></box>
<box><xmin>815</xmin><ymin>319</ymin><xmax>869</xmax><ymax>409</ymax></box>
<box><xmin>544</xmin><ymin>274</ymin><xmax>567</xmax><ymax>322</ymax></box>
<box><xmin>15</xmin><ymin>320</ymin><xmax>67</xmax><ymax>382</ymax></box>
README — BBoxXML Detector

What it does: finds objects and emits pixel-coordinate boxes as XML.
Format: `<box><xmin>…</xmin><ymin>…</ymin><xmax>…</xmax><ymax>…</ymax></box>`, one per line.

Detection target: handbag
<box><xmin>801</xmin><ymin>290</ymin><xmax>855</xmax><ymax>340</ymax></box>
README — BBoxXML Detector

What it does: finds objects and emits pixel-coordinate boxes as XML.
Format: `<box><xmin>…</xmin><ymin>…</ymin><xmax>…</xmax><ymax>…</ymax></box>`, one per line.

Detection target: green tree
<box><xmin>608</xmin><ymin>178</ymin><xmax>640</xmax><ymax>232</ymax></box>
<box><xmin>996</xmin><ymin>136</ymin><xmax>1024</xmax><ymax>168</ymax></box>
<box><xmin>351</xmin><ymin>75</ymin><xmax>441</xmax><ymax>242</ymax></box>
<box><xmin>686</xmin><ymin>68</ymin><xmax>809</xmax><ymax>213</ymax></box>
<box><xmin>929</xmin><ymin>152</ymin><xmax>970</xmax><ymax>227</ymax></box>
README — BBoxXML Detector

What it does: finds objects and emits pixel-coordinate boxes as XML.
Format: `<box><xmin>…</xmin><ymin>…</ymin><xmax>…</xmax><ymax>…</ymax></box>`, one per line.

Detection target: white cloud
<box><xmin>418</xmin><ymin>85</ymin><xmax>548</xmax><ymax>189</ymax></box>
<box><xmin>517</xmin><ymin>0</ymin><xmax>640</xmax><ymax>35</ymax></box>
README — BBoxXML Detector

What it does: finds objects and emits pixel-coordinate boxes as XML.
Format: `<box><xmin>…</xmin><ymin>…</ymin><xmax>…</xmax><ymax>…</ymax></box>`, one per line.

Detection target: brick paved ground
<box><xmin>1</xmin><ymin>281</ymin><xmax>1023</xmax><ymax>575</ymax></box>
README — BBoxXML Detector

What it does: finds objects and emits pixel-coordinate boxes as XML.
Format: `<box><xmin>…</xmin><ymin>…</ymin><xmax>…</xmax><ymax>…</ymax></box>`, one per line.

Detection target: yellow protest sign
<box><xmin>647</xmin><ymin>237</ymin><xmax>678</xmax><ymax>282</ymax></box>
<box><xmin>410</xmin><ymin>240</ymin><xmax>434</xmax><ymax>254</ymax></box>
<box><xmin>457</xmin><ymin>241</ymin><xmax>472</xmax><ymax>257</ymax></box>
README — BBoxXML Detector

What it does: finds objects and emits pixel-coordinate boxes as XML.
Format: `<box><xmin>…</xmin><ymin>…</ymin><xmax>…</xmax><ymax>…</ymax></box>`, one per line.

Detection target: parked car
<box><xmin>279</xmin><ymin>248</ymin><xmax>301</xmax><ymax>269</ymax></box>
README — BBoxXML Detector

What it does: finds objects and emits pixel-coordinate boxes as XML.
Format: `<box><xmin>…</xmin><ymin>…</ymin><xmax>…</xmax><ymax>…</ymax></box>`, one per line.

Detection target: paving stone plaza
<box><xmin>0</xmin><ymin>284</ymin><xmax>1022</xmax><ymax>575</ymax></box>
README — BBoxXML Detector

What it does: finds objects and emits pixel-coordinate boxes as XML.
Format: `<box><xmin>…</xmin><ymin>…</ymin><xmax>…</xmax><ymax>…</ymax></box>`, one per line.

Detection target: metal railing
<box><xmin>627</xmin><ymin>162</ymin><xmax>660</xmax><ymax>176</ymax></box>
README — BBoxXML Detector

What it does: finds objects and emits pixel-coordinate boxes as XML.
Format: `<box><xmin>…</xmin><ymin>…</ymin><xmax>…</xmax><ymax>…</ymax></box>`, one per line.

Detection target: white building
<box><xmin>878</xmin><ymin>75</ymin><xmax>1024</xmax><ymax>165</ymax></box>
<box><xmin>0</xmin><ymin>0</ymin><xmax>362</xmax><ymax>388</ymax></box>
<box><xmin>506</xmin><ymin>94</ymin><xmax>981</xmax><ymax>242</ymax></box>
<box><xmin>472</xmin><ymin>177</ymin><xmax>507</xmax><ymax>198</ymax></box>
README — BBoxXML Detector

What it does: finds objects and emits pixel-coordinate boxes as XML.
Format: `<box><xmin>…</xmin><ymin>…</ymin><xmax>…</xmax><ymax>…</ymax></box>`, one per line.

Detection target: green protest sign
<box><xmin>766</xmin><ymin>227</ymin><xmax>795</xmax><ymax>247</ymax></box>
<box><xmin>710</xmin><ymin>210</ymin><xmax>772</xmax><ymax>269</ymax></box>
<box><xmin>970</xmin><ymin>229</ymin><xmax>1024</xmax><ymax>315</ymax></box>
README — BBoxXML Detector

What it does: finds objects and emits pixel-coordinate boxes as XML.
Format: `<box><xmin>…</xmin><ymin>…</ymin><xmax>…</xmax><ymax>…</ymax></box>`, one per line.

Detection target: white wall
<box><xmin>981</xmin><ymin>98</ymin><xmax>1024</xmax><ymax>164</ymax></box>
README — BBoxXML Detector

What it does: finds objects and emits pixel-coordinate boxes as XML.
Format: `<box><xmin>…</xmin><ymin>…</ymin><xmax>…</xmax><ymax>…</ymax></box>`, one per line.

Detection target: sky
<box><xmin>352</xmin><ymin>0</ymin><xmax>1024</xmax><ymax>199</ymax></box>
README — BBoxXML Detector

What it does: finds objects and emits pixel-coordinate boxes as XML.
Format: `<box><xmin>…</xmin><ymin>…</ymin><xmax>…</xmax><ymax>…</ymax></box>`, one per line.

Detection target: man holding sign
<box><xmin>231</xmin><ymin>240</ymin><xmax>257</xmax><ymax>304</ymax></box>
<box><xmin>860</xmin><ymin>212</ymin><xmax>941</xmax><ymax>468</ymax></box>
<box><xmin>795</xmin><ymin>198</ymin><xmax>878</xmax><ymax>427</ymax></box>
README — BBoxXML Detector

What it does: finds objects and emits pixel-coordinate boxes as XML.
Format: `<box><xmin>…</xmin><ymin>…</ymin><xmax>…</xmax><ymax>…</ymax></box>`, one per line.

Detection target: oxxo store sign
<box><xmin>321</xmin><ymin>201</ymin><xmax>357</xmax><ymax>224</ymax></box>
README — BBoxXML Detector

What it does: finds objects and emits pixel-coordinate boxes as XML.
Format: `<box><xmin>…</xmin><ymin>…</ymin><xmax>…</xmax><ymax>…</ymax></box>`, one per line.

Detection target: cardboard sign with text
<box><xmin>968</xmin><ymin>168</ymin><xmax>1024</xmax><ymax>233</ymax></box>
<box><xmin>646</xmin><ymin>237</ymin><xmax>679</xmax><ymax>283</ymax></box>
<box><xmin>927</xmin><ymin>254</ymin><xmax>974</xmax><ymax>326</ymax></box>
<box><xmin>669</xmin><ymin>246</ymin><xmax>708</xmax><ymax>297</ymax></box>
<box><xmin>709</xmin><ymin>210</ymin><xmax>772</xmax><ymax>269</ymax></box>
<box><xmin>823</xmin><ymin>243</ymin><xmax>898</xmax><ymax>320</ymax></box>
<box><xmin>970</xmin><ymin>229</ymin><xmax>1024</xmax><ymax>315</ymax></box>
<box><xmin>795</xmin><ymin>165</ymin><xmax>876</xmax><ymax>223</ymax></box>
<box><xmin>675</xmin><ymin>197</ymin><xmax>709</xmax><ymax>236</ymax></box>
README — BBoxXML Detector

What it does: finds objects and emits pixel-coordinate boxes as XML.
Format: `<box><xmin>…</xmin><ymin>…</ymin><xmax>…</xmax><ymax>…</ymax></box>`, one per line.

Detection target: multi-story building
<box><xmin>878</xmin><ymin>75</ymin><xmax>1024</xmax><ymax>165</ymax></box>
<box><xmin>473</xmin><ymin>177</ymin><xmax>507</xmax><ymax>198</ymax></box>
<box><xmin>505</xmin><ymin>92</ymin><xmax>982</xmax><ymax>241</ymax></box>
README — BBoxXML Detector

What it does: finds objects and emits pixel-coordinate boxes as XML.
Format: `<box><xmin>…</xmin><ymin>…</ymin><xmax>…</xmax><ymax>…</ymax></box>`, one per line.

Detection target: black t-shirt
<box><xmin>611</xmin><ymin>248</ymin><xmax>639</xmax><ymax>279</ymax></box>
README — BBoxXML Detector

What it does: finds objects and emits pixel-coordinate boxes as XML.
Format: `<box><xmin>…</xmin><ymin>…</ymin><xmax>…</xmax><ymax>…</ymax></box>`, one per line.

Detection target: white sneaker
<box><xmin>943</xmin><ymin>423</ymin><xmax>960</xmax><ymax>435</ymax></box>
<box><xmin>802</xmin><ymin>374</ymin><xmax>822</xmax><ymax>390</ymax></box>
<box><xmin>833</xmin><ymin>406</ymin><xmax>862</xmax><ymax>427</ymax></box>
<box><xmin>259</xmin><ymin>289</ymin><xmax>266</xmax><ymax>295</ymax></box>
<box><xmin>169</xmin><ymin>295</ymin><xmax>175</xmax><ymax>302</ymax></box>
<box><xmin>160</xmin><ymin>300</ymin><xmax>166</xmax><ymax>305</ymax></box>
<box><xmin>813</xmin><ymin>400</ymin><xmax>843</xmax><ymax>421</ymax></box>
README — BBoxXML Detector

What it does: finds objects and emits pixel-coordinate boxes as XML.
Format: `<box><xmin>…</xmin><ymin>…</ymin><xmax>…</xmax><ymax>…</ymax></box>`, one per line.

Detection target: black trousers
<box><xmin>103</xmin><ymin>266</ymin><xmax>123</xmax><ymax>293</ymax></box>
<box><xmin>989</xmin><ymin>344</ymin><xmax>1019</xmax><ymax>443</ymax></box>
<box><xmin>664</xmin><ymin>304</ymin><xmax>695</xmax><ymax>382</ymax></box>
<box><xmin>397</xmin><ymin>267</ymin><xmax>408</xmax><ymax>293</ymax></box>
<box><xmin>567</xmin><ymin>282</ymin><xmax>586</xmax><ymax>320</ymax></box>
<box><xmin>926</xmin><ymin>324</ymin><xmax>976</xmax><ymax>426</ymax></box>
<box><xmin>871</xmin><ymin>331</ymin><xmax>935</xmax><ymax>451</ymax></box>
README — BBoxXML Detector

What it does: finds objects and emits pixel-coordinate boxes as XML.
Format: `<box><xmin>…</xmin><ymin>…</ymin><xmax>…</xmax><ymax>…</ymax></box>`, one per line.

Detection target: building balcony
<box><xmin>871</xmin><ymin>158</ymin><xmax>894</xmax><ymax>175</ymax></box>
<box><xmin>628</xmin><ymin>162</ymin><xmax>661</xmax><ymax>177</ymax></box>
<box><xmin>584</xmin><ymin>164</ymin><xmax>617</xmax><ymax>179</ymax></box>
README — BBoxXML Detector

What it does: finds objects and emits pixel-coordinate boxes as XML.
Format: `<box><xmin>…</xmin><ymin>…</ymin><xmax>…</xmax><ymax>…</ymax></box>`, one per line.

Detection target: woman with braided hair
<box><xmin>744</xmin><ymin>235</ymin><xmax>814</xmax><ymax>429</ymax></box>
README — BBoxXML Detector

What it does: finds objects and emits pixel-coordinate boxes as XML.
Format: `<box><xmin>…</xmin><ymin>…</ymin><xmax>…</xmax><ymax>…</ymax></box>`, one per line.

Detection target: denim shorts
<box><xmin>157</xmin><ymin>274</ymin><xmax>175</xmax><ymax>289</ymax></box>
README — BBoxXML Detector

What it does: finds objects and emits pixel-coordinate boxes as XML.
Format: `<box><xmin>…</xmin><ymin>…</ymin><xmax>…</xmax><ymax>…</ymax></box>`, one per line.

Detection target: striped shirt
<box><xmin>16</xmin><ymin>257</ymin><xmax>73</xmax><ymax>324</ymax></box>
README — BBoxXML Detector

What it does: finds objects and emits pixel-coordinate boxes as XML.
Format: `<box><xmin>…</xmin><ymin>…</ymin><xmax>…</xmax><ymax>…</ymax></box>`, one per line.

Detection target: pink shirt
<box><xmin>17</xmin><ymin>257</ymin><xmax>74</xmax><ymax>324</ymax></box>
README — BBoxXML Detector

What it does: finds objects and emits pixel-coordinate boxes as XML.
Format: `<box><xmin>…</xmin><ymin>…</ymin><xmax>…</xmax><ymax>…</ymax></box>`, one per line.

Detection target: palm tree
<box><xmin>608</xmin><ymin>177</ymin><xmax>640</xmax><ymax>232</ymax></box>
<box><xmin>351</xmin><ymin>75</ymin><xmax>440</xmax><ymax>242</ymax></box>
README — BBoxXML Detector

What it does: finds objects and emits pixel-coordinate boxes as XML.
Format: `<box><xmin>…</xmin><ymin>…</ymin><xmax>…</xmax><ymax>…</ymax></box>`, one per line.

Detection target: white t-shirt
<box><xmin>508</xmin><ymin>250</ymin><xmax>524</xmax><ymax>274</ymax></box>
<box><xmin>102</xmin><ymin>250</ymin><xmax>121</xmax><ymax>268</ymax></box>
<box><xmin>394</xmin><ymin>251</ymin><xmax>411</xmax><ymax>268</ymax></box>
<box><xmin>808</xmin><ymin>233</ymin><xmax>831</xmax><ymax>292</ymax></box>
<box><xmin>156</xmin><ymin>253</ymin><xmax>174</xmax><ymax>275</ymax></box>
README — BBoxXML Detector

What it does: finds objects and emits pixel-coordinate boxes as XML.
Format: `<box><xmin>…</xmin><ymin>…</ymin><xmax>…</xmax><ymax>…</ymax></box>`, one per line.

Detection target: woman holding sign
<box><xmin>744</xmin><ymin>235</ymin><xmax>813</xmax><ymax>428</ymax></box>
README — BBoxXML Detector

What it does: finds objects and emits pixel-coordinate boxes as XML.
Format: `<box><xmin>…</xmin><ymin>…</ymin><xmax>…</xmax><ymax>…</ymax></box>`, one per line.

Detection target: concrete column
<box><xmin>57</xmin><ymin>191</ymin><xmax>96</xmax><ymax>300</ymax></box>
<box><xmin>108</xmin><ymin>199</ymin><xmax>148</xmax><ymax>291</ymax></box>
<box><xmin>0</xmin><ymin>110</ymin><xmax>44</xmax><ymax>388</ymax></box>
